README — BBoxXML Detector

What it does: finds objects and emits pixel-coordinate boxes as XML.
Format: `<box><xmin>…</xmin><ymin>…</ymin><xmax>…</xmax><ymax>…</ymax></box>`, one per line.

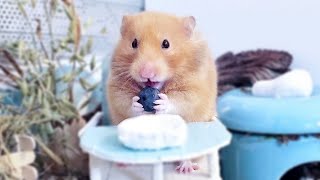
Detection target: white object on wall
<box><xmin>145</xmin><ymin>0</ymin><xmax>320</xmax><ymax>85</ymax></box>
<box><xmin>252</xmin><ymin>69</ymin><xmax>313</xmax><ymax>98</ymax></box>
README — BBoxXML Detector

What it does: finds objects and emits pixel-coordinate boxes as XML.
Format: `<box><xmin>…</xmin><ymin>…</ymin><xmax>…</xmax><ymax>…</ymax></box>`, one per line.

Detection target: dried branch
<box><xmin>15</xmin><ymin>0</ymin><xmax>37</xmax><ymax>48</ymax></box>
<box><xmin>44</xmin><ymin>0</ymin><xmax>55</xmax><ymax>60</ymax></box>
<box><xmin>35</xmin><ymin>19</ymin><xmax>50</xmax><ymax>60</ymax></box>
<box><xmin>0</xmin><ymin>49</ymin><xmax>23</xmax><ymax>77</ymax></box>
<box><xmin>0</xmin><ymin>64</ymin><xmax>19</xmax><ymax>82</ymax></box>
<box><xmin>1</xmin><ymin>0</ymin><xmax>100</xmax><ymax>178</ymax></box>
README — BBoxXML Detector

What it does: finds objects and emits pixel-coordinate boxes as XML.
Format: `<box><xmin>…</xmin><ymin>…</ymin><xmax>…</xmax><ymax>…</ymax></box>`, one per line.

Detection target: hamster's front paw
<box><xmin>175</xmin><ymin>160</ymin><xmax>199</xmax><ymax>173</ymax></box>
<box><xmin>153</xmin><ymin>93</ymin><xmax>174</xmax><ymax>114</ymax></box>
<box><xmin>131</xmin><ymin>96</ymin><xmax>145</xmax><ymax>116</ymax></box>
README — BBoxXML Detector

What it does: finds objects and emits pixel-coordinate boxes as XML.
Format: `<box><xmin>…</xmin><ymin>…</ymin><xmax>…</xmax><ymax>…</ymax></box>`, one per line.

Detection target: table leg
<box><xmin>89</xmin><ymin>155</ymin><xmax>111</xmax><ymax>180</ymax></box>
<box><xmin>207</xmin><ymin>151</ymin><xmax>222</xmax><ymax>180</ymax></box>
<box><xmin>153</xmin><ymin>162</ymin><xmax>164</xmax><ymax>180</ymax></box>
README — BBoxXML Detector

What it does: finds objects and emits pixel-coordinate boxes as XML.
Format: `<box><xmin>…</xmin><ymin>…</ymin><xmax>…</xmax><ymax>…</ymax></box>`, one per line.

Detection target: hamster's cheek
<box><xmin>129</xmin><ymin>61</ymin><xmax>142</xmax><ymax>82</ymax></box>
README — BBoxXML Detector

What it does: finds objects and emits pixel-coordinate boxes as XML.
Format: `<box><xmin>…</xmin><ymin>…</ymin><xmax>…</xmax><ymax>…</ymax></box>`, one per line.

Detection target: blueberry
<box><xmin>138</xmin><ymin>87</ymin><xmax>160</xmax><ymax>112</ymax></box>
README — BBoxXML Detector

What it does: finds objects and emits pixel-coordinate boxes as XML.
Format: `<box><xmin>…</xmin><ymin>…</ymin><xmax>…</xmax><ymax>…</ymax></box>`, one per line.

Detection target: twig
<box><xmin>0</xmin><ymin>49</ymin><xmax>23</xmax><ymax>77</ymax></box>
<box><xmin>44</xmin><ymin>0</ymin><xmax>55</xmax><ymax>61</ymax></box>
<box><xmin>0</xmin><ymin>64</ymin><xmax>18</xmax><ymax>82</ymax></box>
<box><xmin>15</xmin><ymin>0</ymin><xmax>44</xmax><ymax>71</ymax></box>
<box><xmin>35</xmin><ymin>19</ymin><xmax>50</xmax><ymax>60</ymax></box>
<box><xmin>15</xmin><ymin>0</ymin><xmax>37</xmax><ymax>48</ymax></box>
<box><xmin>68</xmin><ymin>58</ymin><xmax>77</xmax><ymax>103</ymax></box>
<box><xmin>0</xmin><ymin>79</ymin><xmax>17</xmax><ymax>89</ymax></box>
<box><xmin>38</xmin><ymin>163</ymin><xmax>54</xmax><ymax>178</ymax></box>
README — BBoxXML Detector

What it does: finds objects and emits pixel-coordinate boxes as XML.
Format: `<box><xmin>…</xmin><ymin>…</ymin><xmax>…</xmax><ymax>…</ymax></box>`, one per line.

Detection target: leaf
<box><xmin>35</xmin><ymin>19</ymin><xmax>42</xmax><ymax>40</ymax></box>
<box><xmin>79</xmin><ymin>78</ymin><xmax>89</xmax><ymax>90</ymax></box>
<box><xmin>44</xmin><ymin>122</ymin><xmax>54</xmax><ymax>135</ymax></box>
<box><xmin>64</xmin><ymin>2</ymin><xmax>81</xmax><ymax>52</ymax></box>
<box><xmin>35</xmin><ymin>137</ymin><xmax>64</xmax><ymax>165</ymax></box>
<box><xmin>72</xmin><ymin>14</ymin><xmax>81</xmax><ymax>52</ymax></box>
<box><xmin>100</xmin><ymin>27</ymin><xmax>107</xmax><ymax>34</ymax></box>
<box><xmin>90</xmin><ymin>56</ymin><xmax>95</xmax><ymax>71</ymax></box>
<box><xmin>2</xmin><ymin>49</ymin><xmax>24</xmax><ymax>77</ymax></box>
<box><xmin>70</xmin><ymin>53</ymin><xmax>83</xmax><ymax>62</ymax></box>
<box><xmin>50</xmin><ymin>112</ymin><xmax>64</xmax><ymax>121</ymax></box>
<box><xmin>76</xmin><ymin>64</ymin><xmax>86</xmax><ymax>75</ymax></box>
<box><xmin>37</xmin><ymin>89</ymin><xmax>42</xmax><ymax>104</ymax></box>
<box><xmin>79</xmin><ymin>47</ymin><xmax>86</xmax><ymax>57</ymax></box>
<box><xmin>61</xmin><ymin>99</ymin><xmax>77</xmax><ymax>114</ymax></box>
<box><xmin>46</xmin><ymin>75</ymin><xmax>53</xmax><ymax>92</ymax></box>
<box><xmin>85</xmin><ymin>37</ymin><xmax>93</xmax><ymax>54</ymax></box>
<box><xmin>43</xmin><ymin>98</ymin><xmax>51</xmax><ymax>117</ymax></box>
<box><xmin>30</xmin><ymin>0</ymin><xmax>37</xmax><ymax>8</ymax></box>
<box><xmin>83</xmin><ymin>18</ymin><xmax>93</xmax><ymax>30</ymax></box>
<box><xmin>18</xmin><ymin>80</ymin><xmax>29</xmax><ymax>95</ymax></box>
<box><xmin>61</xmin><ymin>0</ymin><xmax>72</xmax><ymax>6</ymax></box>
<box><xmin>62</xmin><ymin>4</ymin><xmax>72</xmax><ymax>20</ymax></box>
<box><xmin>27</xmin><ymin>93</ymin><xmax>35</xmax><ymax>107</ymax></box>
<box><xmin>67</xmin><ymin>82</ymin><xmax>74</xmax><ymax>103</ymax></box>
<box><xmin>61</xmin><ymin>72</ymin><xmax>75</xmax><ymax>83</ymax></box>
<box><xmin>87</xmin><ymin>82</ymin><xmax>99</xmax><ymax>92</ymax></box>
<box><xmin>39</xmin><ymin>123</ymin><xmax>49</xmax><ymax>143</ymax></box>
<box><xmin>18</xmin><ymin>40</ymin><xmax>25</xmax><ymax>61</ymax></box>
<box><xmin>17</xmin><ymin>1</ymin><xmax>28</xmax><ymax>18</ymax></box>
<box><xmin>50</xmin><ymin>0</ymin><xmax>58</xmax><ymax>16</ymax></box>
<box><xmin>79</xmin><ymin>97</ymin><xmax>90</xmax><ymax>110</ymax></box>
<box><xmin>0</xmin><ymin>64</ymin><xmax>18</xmax><ymax>82</ymax></box>
<box><xmin>59</xmin><ymin>40</ymin><xmax>67</xmax><ymax>49</ymax></box>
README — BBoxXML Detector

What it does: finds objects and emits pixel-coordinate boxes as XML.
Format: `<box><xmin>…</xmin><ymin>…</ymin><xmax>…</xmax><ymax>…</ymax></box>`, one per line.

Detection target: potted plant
<box><xmin>0</xmin><ymin>0</ymin><xmax>101</xmax><ymax>178</ymax></box>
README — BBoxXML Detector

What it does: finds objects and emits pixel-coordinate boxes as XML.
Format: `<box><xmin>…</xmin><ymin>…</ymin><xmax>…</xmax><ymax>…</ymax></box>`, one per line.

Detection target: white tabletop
<box><xmin>80</xmin><ymin>120</ymin><xmax>231</xmax><ymax>164</ymax></box>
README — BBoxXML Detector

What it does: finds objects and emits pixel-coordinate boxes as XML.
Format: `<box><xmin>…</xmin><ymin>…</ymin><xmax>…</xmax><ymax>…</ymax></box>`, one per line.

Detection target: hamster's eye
<box><xmin>161</xmin><ymin>39</ymin><xmax>170</xmax><ymax>49</ymax></box>
<box><xmin>132</xmin><ymin>38</ymin><xmax>138</xmax><ymax>49</ymax></box>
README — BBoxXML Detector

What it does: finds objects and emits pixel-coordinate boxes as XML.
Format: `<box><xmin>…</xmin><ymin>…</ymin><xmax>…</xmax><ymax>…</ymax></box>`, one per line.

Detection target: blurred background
<box><xmin>146</xmin><ymin>0</ymin><xmax>320</xmax><ymax>84</ymax></box>
<box><xmin>1</xmin><ymin>0</ymin><xmax>320</xmax><ymax>179</ymax></box>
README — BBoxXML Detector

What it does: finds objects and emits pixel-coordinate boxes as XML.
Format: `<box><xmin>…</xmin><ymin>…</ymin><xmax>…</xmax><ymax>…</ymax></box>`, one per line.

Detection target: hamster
<box><xmin>106</xmin><ymin>11</ymin><xmax>218</xmax><ymax>173</ymax></box>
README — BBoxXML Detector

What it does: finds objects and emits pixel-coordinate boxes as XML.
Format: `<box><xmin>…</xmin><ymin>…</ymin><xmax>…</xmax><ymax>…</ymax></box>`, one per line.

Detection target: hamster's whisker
<box><xmin>116</xmin><ymin>71</ymin><xmax>130</xmax><ymax>78</ymax></box>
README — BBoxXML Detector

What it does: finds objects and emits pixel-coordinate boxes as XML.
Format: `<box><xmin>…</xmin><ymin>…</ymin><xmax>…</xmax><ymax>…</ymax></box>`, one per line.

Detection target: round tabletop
<box><xmin>80</xmin><ymin>120</ymin><xmax>231</xmax><ymax>164</ymax></box>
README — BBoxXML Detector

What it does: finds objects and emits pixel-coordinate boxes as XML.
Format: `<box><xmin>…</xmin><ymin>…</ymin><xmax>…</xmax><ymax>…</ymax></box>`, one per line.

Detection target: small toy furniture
<box><xmin>218</xmin><ymin>87</ymin><xmax>320</xmax><ymax>180</ymax></box>
<box><xmin>79</xmin><ymin>113</ymin><xmax>231</xmax><ymax>180</ymax></box>
<box><xmin>0</xmin><ymin>135</ymin><xmax>38</xmax><ymax>180</ymax></box>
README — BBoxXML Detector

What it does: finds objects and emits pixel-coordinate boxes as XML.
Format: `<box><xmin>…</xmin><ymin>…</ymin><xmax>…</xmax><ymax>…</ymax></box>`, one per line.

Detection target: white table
<box><xmin>79</xmin><ymin>114</ymin><xmax>231</xmax><ymax>180</ymax></box>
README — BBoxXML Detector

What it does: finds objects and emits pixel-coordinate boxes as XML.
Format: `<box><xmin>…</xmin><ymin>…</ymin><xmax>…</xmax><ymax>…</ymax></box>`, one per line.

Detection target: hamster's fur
<box><xmin>107</xmin><ymin>11</ymin><xmax>217</xmax><ymax>125</ymax></box>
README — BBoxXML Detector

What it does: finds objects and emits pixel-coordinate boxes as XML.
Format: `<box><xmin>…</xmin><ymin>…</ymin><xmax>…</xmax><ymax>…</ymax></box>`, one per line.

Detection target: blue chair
<box><xmin>218</xmin><ymin>87</ymin><xmax>320</xmax><ymax>180</ymax></box>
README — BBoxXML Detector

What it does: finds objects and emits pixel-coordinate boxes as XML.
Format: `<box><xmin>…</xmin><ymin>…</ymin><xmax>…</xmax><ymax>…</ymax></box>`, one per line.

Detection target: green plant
<box><xmin>0</xmin><ymin>0</ymin><xmax>100</xmax><ymax>178</ymax></box>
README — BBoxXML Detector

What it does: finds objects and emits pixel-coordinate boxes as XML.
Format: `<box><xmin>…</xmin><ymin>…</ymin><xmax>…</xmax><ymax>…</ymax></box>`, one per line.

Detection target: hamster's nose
<box><xmin>139</xmin><ymin>63</ymin><xmax>155</xmax><ymax>79</ymax></box>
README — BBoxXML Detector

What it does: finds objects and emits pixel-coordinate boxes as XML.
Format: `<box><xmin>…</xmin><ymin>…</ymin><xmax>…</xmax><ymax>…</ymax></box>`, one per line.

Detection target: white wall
<box><xmin>145</xmin><ymin>0</ymin><xmax>320</xmax><ymax>85</ymax></box>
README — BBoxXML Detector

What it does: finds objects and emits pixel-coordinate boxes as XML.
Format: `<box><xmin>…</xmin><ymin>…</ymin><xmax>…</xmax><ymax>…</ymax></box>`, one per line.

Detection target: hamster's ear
<box><xmin>120</xmin><ymin>15</ymin><xmax>131</xmax><ymax>36</ymax></box>
<box><xmin>182</xmin><ymin>16</ymin><xmax>196</xmax><ymax>37</ymax></box>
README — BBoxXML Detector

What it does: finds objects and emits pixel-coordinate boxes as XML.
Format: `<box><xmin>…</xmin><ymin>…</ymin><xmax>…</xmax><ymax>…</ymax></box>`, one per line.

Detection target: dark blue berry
<box><xmin>138</xmin><ymin>87</ymin><xmax>160</xmax><ymax>112</ymax></box>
